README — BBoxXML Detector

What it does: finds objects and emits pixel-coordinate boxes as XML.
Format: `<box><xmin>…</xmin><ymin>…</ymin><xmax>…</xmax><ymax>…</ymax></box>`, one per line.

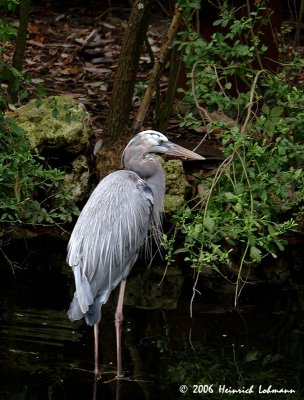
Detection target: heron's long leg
<box><xmin>115</xmin><ymin>279</ymin><xmax>126</xmax><ymax>379</ymax></box>
<box><xmin>94</xmin><ymin>323</ymin><xmax>99</xmax><ymax>375</ymax></box>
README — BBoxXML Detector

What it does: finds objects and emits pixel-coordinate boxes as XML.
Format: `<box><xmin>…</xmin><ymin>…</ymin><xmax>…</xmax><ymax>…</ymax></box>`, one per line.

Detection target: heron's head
<box><xmin>123</xmin><ymin>130</ymin><xmax>205</xmax><ymax>162</ymax></box>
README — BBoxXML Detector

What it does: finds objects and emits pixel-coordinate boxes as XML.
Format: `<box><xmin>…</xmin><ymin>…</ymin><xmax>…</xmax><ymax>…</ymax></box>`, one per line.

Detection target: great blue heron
<box><xmin>67</xmin><ymin>130</ymin><xmax>204</xmax><ymax>377</ymax></box>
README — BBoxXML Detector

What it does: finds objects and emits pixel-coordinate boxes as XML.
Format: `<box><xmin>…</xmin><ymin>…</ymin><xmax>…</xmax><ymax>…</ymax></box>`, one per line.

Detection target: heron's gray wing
<box><xmin>67</xmin><ymin>170</ymin><xmax>153</xmax><ymax>325</ymax></box>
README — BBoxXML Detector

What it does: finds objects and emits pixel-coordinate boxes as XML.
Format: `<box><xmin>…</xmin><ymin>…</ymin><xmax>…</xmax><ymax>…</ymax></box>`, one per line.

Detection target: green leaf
<box><xmin>235</xmin><ymin>44</ymin><xmax>250</xmax><ymax>56</ymax></box>
<box><xmin>260</xmin><ymin>44</ymin><xmax>268</xmax><ymax>53</ymax></box>
<box><xmin>294</xmin><ymin>168</ymin><xmax>302</xmax><ymax>179</ymax></box>
<box><xmin>275</xmin><ymin>240</ymin><xmax>285</xmax><ymax>251</ymax></box>
<box><xmin>203</xmin><ymin>214</ymin><xmax>215</xmax><ymax>231</ymax></box>
<box><xmin>213</xmin><ymin>19</ymin><xmax>224</xmax><ymax>27</ymax></box>
<box><xmin>225</xmin><ymin>192</ymin><xmax>235</xmax><ymax>200</ymax></box>
<box><xmin>189</xmin><ymin>1</ymin><xmax>201</xmax><ymax>10</ymax></box>
<box><xmin>234</xmin><ymin>202</ymin><xmax>243</xmax><ymax>213</ymax></box>
<box><xmin>262</xmin><ymin>103</ymin><xmax>270</xmax><ymax>114</ymax></box>
<box><xmin>19</xmin><ymin>88</ymin><xmax>28</xmax><ymax>101</ymax></box>
<box><xmin>269</xmin><ymin>106</ymin><xmax>284</xmax><ymax>117</ymax></box>
<box><xmin>250</xmin><ymin>245</ymin><xmax>262</xmax><ymax>262</ymax></box>
<box><xmin>174</xmin><ymin>248</ymin><xmax>189</xmax><ymax>254</ymax></box>
<box><xmin>245</xmin><ymin>350</ymin><xmax>259</xmax><ymax>362</ymax></box>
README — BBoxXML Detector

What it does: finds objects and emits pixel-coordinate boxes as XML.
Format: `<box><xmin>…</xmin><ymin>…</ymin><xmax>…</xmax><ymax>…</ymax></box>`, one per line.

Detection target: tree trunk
<box><xmin>155</xmin><ymin>45</ymin><xmax>181</xmax><ymax>132</ymax></box>
<box><xmin>7</xmin><ymin>0</ymin><xmax>31</xmax><ymax>104</ymax></box>
<box><xmin>293</xmin><ymin>0</ymin><xmax>304</xmax><ymax>47</ymax></box>
<box><xmin>103</xmin><ymin>0</ymin><xmax>152</xmax><ymax>145</ymax></box>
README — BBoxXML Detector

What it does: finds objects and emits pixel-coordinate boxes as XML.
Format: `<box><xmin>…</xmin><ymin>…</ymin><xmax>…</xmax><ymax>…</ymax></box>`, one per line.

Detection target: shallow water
<box><xmin>0</xmin><ymin>239</ymin><xmax>303</xmax><ymax>399</ymax></box>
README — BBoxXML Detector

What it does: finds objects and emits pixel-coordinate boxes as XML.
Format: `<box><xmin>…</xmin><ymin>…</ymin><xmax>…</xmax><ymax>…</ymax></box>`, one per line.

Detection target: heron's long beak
<box><xmin>163</xmin><ymin>141</ymin><xmax>205</xmax><ymax>161</ymax></box>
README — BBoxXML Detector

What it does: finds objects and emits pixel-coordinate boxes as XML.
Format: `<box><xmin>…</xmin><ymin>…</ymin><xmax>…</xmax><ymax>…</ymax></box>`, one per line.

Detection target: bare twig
<box><xmin>246</xmin><ymin>0</ymin><xmax>264</xmax><ymax>71</ymax></box>
<box><xmin>191</xmin><ymin>61</ymin><xmax>212</xmax><ymax>125</ymax></box>
<box><xmin>241</xmin><ymin>69</ymin><xmax>269</xmax><ymax>133</ymax></box>
<box><xmin>133</xmin><ymin>4</ymin><xmax>183</xmax><ymax>130</ymax></box>
<box><xmin>155</xmin><ymin>0</ymin><xmax>171</xmax><ymax>17</ymax></box>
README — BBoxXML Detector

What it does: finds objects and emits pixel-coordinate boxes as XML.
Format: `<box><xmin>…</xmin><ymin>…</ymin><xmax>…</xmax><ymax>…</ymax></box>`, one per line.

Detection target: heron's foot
<box><xmin>116</xmin><ymin>373</ymin><xmax>125</xmax><ymax>380</ymax></box>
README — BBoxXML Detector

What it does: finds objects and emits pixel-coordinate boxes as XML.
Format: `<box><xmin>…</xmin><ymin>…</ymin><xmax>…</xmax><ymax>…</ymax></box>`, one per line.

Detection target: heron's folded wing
<box><xmin>67</xmin><ymin>170</ymin><xmax>153</xmax><ymax>314</ymax></box>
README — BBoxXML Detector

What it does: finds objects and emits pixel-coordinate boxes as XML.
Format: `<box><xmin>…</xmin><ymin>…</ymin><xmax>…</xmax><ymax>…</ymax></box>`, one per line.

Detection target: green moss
<box><xmin>8</xmin><ymin>96</ymin><xmax>93</xmax><ymax>153</ymax></box>
<box><xmin>163</xmin><ymin>159</ymin><xmax>190</xmax><ymax>212</ymax></box>
<box><xmin>64</xmin><ymin>155</ymin><xmax>92</xmax><ymax>202</ymax></box>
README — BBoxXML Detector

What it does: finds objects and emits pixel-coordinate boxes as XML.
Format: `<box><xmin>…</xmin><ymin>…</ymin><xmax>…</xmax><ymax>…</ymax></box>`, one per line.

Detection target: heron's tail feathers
<box><xmin>72</xmin><ymin>264</ymin><xmax>94</xmax><ymax>313</ymax></box>
<box><xmin>68</xmin><ymin>296</ymin><xmax>84</xmax><ymax>321</ymax></box>
<box><xmin>68</xmin><ymin>264</ymin><xmax>102</xmax><ymax>325</ymax></box>
<box><xmin>84</xmin><ymin>296</ymin><xmax>102</xmax><ymax>326</ymax></box>
<box><xmin>68</xmin><ymin>293</ymin><xmax>102</xmax><ymax>326</ymax></box>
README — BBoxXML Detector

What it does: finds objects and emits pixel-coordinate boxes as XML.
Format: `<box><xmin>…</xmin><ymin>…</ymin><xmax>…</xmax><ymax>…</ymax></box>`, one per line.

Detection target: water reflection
<box><xmin>0</xmin><ymin>239</ymin><xmax>303</xmax><ymax>399</ymax></box>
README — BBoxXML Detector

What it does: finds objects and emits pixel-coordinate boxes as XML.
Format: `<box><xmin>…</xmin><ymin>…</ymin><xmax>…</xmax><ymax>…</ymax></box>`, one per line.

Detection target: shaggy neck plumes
<box><xmin>123</xmin><ymin>147</ymin><xmax>165</xmax><ymax>231</ymax></box>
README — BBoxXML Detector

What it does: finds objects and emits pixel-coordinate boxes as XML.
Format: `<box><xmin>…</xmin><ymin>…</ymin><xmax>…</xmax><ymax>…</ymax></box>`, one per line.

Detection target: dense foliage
<box><xmin>164</xmin><ymin>0</ymin><xmax>304</xmax><ymax>303</ymax></box>
<box><xmin>0</xmin><ymin>116</ymin><xmax>79</xmax><ymax>225</ymax></box>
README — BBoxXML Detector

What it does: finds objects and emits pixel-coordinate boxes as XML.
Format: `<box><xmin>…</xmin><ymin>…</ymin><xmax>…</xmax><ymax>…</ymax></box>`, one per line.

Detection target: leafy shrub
<box><xmin>165</xmin><ymin>0</ymin><xmax>304</xmax><ymax>304</ymax></box>
<box><xmin>0</xmin><ymin>114</ymin><xmax>79</xmax><ymax>226</ymax></box>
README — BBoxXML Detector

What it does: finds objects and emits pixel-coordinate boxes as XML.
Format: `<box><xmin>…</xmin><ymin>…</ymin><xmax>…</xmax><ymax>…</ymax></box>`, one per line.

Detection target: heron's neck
<box><xmin>144</xmin><ymin>158</ymin><xmax>165</xmax><ymax>227</ymax></box>
<box><xmin>124</xmin><ymin>153</ymin><xmax>165</xmax><ymax>226</ymax></box>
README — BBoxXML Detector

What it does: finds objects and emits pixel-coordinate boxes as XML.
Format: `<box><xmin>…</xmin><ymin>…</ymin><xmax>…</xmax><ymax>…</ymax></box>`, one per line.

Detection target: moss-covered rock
<box><xmin>7</xmin><ymin>96</ymin><xmax>95</xmax><ymax>208</ymax></box>
<box><xmin>64</xmin><ymin>155</ymin><xmax>92</xmax><ymax>203</ymax></box>
<box><xmin>8</xmin><ymin>96</ymin><xmax>93</xmax><ymax>153</ymax></box>
<box><xmin>163</xmin><ymin>159</ymin><xmax>190</xmax><ymax>212</ymax></box>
